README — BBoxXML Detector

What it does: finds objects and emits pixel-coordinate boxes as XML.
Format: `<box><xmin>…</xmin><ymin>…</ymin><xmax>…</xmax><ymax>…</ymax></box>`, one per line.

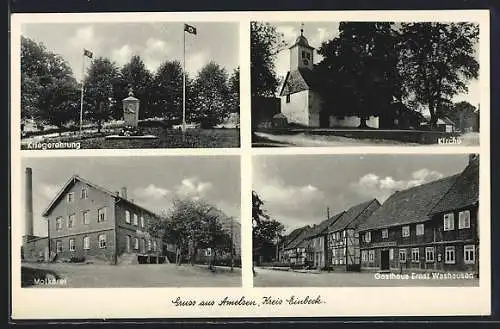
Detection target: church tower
<box><xmin>289</xmin><ymin>24</ymin><xmax>314</xmax><ymax>71</ymax></box>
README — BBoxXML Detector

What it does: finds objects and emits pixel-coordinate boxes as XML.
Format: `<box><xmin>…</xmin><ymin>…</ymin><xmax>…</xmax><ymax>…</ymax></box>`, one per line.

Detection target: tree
<box><xmin>151</xmin><ymin>60</ymin><xmax>183</xmax><ymax>120</ymax></box>
<box><xmin>191</xmin><ymin>62</ymin><xmax>231</xmax><ymax>128</ymax></box>
<box><xmin>442</xmin><ymin>100</ymin><xmax>477</xmax><ymax>131</ymax></box>
<box><xmin>316</xmin><ymin>22</ymin><xmax>400</xmax><ymax>128</ymax></box>
<box><xmin>398</xmin><ymin>22</ymin><xmax>479</xmax><ymax>128</ymax></box>
<box><xmin>250</xmin><ymin>22</ymin><xmax>287</xmax><ymax>97</ymax></box>
<box><xmin>21</xmin><ymin>36</ymin><xmax>78</xmax><ymax>129</ymax></box>
<box><xmin>116</xmin><ymin>55</ymin><xmax>154</xmax><ymax>119</ymax></box>
<box><xmin>84</xmin><ymin>57</ymin><xmax>120</xmax><ymax>132</ymax></box>
<box><xmin>228</xmin><ymin>67</ymin><xmax>240</xmax><ymax>114</ymax></box>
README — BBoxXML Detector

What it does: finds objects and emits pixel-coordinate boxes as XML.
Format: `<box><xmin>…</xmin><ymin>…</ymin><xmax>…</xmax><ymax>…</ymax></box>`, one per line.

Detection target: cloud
<box><xmin>111</xmin><ymin>44</ymin><xmax>133</xmax><ymax>66</ymax></box>
<box><xmin>175</xmin><ymin>177</ymin><xmax>213</xmax><ymax>200</ymax></box>
<box><xmin>38</xmin><ymin>183</ymin><xmax>59</xmax><ymax>201</ymax></box>
<box><xmin>187</xmin><ymin>51</ymin><xmax>209</xmax><ymax>76</ymax></box>
<box><xmin>133</xmin><ymin>184</ymin><xmax>170</xmax><ymax>201</ymax></box>
<box><xmin>69</xmin><ymin>26</ymin><xmax>102</xmax><ymax>50</ymax></box>
<box><xmin>143</xmin><ymin>38</ymin><xmax>172</xmax><ymax>72</ymax></box>
<box><xmin>350</xmin><ymin>168</ymin><xmax>444</xmax><ymax>202</ymax></box>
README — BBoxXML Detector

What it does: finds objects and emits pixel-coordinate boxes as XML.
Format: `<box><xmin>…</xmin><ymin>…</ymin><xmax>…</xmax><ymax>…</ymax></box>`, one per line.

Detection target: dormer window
<box><xmin>67</xmin><ymin>192</ymin><xmax>74</xmax><ymax>203</ymax></box>
<box><xmin>81</xmin><ymin>187</ymin><xmax>88</xmax><ymax>199</ymax></box>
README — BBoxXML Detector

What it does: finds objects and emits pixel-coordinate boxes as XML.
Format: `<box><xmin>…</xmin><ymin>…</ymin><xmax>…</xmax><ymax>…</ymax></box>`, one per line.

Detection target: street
<box><xmin>253</xmin><ymin>268</ymin><xmax>479</xmax><ymax>287</ymax></box>
<box><xmin>22</xmin><ymin>263</ymin><xmax>241</xmax><ymax>288</ymax></box>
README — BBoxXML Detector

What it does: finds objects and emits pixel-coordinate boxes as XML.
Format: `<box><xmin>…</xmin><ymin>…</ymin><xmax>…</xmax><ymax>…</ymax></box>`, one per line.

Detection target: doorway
<box><xmin>381</xmin><ymin>249</ymin><xmax>390</xmax><ymax>271</ymax></box>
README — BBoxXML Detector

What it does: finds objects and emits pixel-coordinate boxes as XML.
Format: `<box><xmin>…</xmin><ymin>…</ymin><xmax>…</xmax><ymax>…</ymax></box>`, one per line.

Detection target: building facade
<box><xmin>358</xmin><ymin>156</ymin><xmax>479</xmax><ymax>274</ymax></box>
<box><xmin>24</xmin><ymin>174</ymin><xmax>166</xmax><ymax>265</ymax></box>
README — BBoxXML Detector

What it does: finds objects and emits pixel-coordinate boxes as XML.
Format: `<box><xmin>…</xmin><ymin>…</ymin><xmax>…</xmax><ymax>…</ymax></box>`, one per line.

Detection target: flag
<box><xmin>184</xmin><ymin>24</ymin><xmax>197</xmax><ymax>35</ymax></box>
<box><xmin>83</xmin><ymin>49</ymin><xmax>93</xmax><ymax>59</ymax></box>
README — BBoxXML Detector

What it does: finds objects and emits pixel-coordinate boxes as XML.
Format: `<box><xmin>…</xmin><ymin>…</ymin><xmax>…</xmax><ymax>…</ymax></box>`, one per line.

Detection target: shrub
<box><xmin>70</xmin><ymin>256</ymin><xmax>86</xmax><ymax>263</ymax></box>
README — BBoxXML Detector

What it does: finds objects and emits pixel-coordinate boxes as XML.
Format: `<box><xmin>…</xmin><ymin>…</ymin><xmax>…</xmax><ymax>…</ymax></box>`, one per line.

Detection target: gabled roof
<box><xmin>41</xmin><ymin>175</ymin><xmax>162</xmax><ymax>219</ymax></box>
<box><xmin>304</xmin><ymin>211</ymin><xmax>345</xmax><ymax>240</ymax></box>
<box><xmin>358</xmin><ymin>174</ymin><xmax>460</xmax><ymax>231</ymax></box>
<box><xmin>285</xmin><ymin>226</ymin><xmax>312</xmax><ymax>250</ymax></box>
<box><xmin>279</xmin><ymin>68</ymin><xmax>318</xmax><ymax>96</ymax></box>
<box><xmin>281</xmin><ymin>225</ymin><xmax>309</xmax><ymax>249</ymax></box>
<box><xmin>430</xmin><ymin>157</ymin><xmax>479</xmax><ymax>214</ymax></box>
<box><xmin>328</xmin><ymin>199</ymin><xmax>381</xmax><ymax>233</ymax></box>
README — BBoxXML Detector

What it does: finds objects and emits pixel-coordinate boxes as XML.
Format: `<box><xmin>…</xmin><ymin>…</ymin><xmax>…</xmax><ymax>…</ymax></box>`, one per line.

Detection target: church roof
<box><xmin>290</xmin><ymin>35</ymin><xmax>314</xmax><ymax>49</ymax></box>
<box><xmin>279</xmin><ymin>68</ymin><xmax>318</xmax><ymax>96</ymax></box>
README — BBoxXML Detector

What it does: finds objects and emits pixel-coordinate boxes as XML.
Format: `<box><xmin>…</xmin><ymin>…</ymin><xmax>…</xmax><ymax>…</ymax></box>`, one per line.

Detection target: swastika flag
<box><xmin>184</xmin><ymin>24</ymin><xmax>197</xmax><ymax>35</ymax></box>
<box><xmin>83</xmin><ymin>49</ymin><xmax>93</xmax><ymax>58</ymax></box>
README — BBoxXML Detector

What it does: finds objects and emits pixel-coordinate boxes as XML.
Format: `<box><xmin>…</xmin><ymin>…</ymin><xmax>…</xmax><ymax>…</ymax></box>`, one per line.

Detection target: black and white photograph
<box><xmin>20</xmin><ymin>156</ymin><xmax>241</xmax><ymax>287</ymax></box>
<box><xmin>19</xmin><ymin>21</ymin><xmax>240</xmax><ymax>149</ymax></box>
<box><xmin>252</xmin><ymin>154</ymin><xmax>479</xmax><ymax>286</ymax></box>
<box><xmin>251</xmin><ymin>21</ymin><xmax>481</xmax><ymax>147</ymax></box>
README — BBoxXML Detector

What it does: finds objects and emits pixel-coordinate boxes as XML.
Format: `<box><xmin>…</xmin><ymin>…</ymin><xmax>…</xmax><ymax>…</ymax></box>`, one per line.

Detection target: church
<box><xmin>278</xmin><ymin>27</ymin><xmax>383</xmax><ymax>129</ymax></box>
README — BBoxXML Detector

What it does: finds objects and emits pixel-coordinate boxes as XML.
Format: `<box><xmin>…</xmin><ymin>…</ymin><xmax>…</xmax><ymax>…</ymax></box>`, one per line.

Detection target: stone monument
<box><xmin>105</xmin><ymin>86</ymin><xmax>158</xmax><ymax>140</ymax></box>
<box><xmin>122</xmin><ymin>87</ymin><xmax>140</xmax><ymax>127</ymax></box>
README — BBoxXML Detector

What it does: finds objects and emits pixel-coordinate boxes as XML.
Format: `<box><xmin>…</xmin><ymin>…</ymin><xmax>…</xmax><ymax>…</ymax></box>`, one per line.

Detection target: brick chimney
<box><xmin>24</xmin><ymin>167</ymin><xmax>34</xmax><ymax>240</ymax></box>
<box><xmin>121</xmin><ymin>187</ymin><xmax>127</xmax><ymax>200</ymax></box>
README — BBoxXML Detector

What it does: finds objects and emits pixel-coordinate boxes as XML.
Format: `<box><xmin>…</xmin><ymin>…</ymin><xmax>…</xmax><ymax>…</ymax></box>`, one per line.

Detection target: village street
<box><xmin>253</xmin><ymin>268</ymin><xmax>479</xmax><ymax>287</ymax></box>
<box><xmin>22</xmin><ymin>263</ymin><xmax>241</xmax><ymax>288</ymax></box>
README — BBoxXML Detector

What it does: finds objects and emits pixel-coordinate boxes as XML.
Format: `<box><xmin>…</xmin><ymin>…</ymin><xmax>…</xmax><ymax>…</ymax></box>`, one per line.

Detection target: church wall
<box><xmin>329</xmin><ymin>115</ymin><xmax>379</xmax><ymax>128</ymax></box>
<box><xmin>281</xmin><ymin>90</ymin><xmax>309</xmax><ymax>127</ymax></box>
<box><xmin>308</xmin><ymin>91</ymin><xmax>322</xmax><ymax>127</ymax></box>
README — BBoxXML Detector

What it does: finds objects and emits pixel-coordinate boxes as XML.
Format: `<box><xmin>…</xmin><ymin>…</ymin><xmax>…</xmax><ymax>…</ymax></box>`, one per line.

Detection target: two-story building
<box><xmin>278</xmin><ymin>225</ymin><xmax>310</xmax><ymax>263</ymax></box>
<box><xmin>326</xmin><ymin>199</ymin><xmax>381</xmax><ymax>271</ymax></box>
<box><xmin>303</xmin><ymin>212</ymin><xmax>345</xmax><ymax>269</ymax></box>
<box><xmin>283</xmin><ymin>226</ymin><xmax>311</xmax><ymax>266</ymax></box>
<box><xmin>358</xmin><ymin>155</ymin><xmax>479</xmax><ymax>274</ymax></box>
<box><xmin>40</xmin><ymin>175</ymin><xmax>166</xmax><ymax>264</ymax></box>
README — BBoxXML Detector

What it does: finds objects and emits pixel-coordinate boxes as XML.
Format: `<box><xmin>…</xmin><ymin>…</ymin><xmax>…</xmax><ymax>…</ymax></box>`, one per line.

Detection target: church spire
<box><xmin>300</xmin><ymin>22</ymin><xmax>304</xmax><ymax>36</ymax></box>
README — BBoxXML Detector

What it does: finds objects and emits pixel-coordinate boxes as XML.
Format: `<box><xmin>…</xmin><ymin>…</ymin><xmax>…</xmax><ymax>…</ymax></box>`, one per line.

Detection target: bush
<box><xmin>70</xmin><ymin>256</ymin><xmax>86</xmax><ymax>263</ymax></box>
<box><xmin>260</xmin><ymin>261</ymin><xmax>290</xmax><ymax>268</ymax></box>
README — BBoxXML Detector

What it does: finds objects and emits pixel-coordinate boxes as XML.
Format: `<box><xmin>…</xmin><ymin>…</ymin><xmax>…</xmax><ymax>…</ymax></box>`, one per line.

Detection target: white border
<box><xmin>11</xmin><ymin>10</ymin><xmax>490</xmax><ymax>319</ymax></box>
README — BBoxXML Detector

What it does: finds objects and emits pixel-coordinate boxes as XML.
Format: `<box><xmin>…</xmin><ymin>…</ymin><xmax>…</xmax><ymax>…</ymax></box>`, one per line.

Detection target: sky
<box><xmin>21</xmin><ymin>22</ymin><xmax>240</xmax><ymax>82</ymax></box>
<box><xmin>271</xmin><ymin>22</ymin><xmax>481</xmax><ymax>107</ymax></box>
<box><xmin>21</xmin><ymin>156</ymin><xmax>240</xmax><ymax>237</ymax></box>
<box><xmin>253</xmin><ymin>154</ymin><xmax>471</xmax><ymax>234</ymax></box>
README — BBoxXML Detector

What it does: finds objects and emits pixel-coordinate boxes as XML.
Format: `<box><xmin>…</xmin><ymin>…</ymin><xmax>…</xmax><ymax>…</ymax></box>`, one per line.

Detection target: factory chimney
<box><xmin>121</xmin><ymin>187</ymin><xmax>128</xmax><ymax>200</ymax></box>
<box><xmin>24</xmin><ymin>167</ymin><xmax>34</xmax><ymax>240</ymax></box>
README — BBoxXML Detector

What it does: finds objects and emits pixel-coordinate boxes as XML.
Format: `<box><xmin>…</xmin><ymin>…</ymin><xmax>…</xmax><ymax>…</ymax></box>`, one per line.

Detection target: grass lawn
<box><xmin>21</xmin><ymin>262</ymin><xmax>241</xmax><ymax>288</ymax></box>
<box><xmin>21</xmin><ymin>127</ymin><xmax>240</xmax><ymax>149</ymax></box>
<box><xmin>81</xmin><ymin>127</ymin><xmax>239</xmax><ymax>149</ymax></box>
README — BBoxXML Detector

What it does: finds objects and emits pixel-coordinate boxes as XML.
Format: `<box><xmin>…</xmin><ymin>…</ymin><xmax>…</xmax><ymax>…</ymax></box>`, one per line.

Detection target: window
<box><xmin>69</xmin><ymin>238</ymin><xmax>75</xmax><ymax>251</ymax></box>
<box><xmin>55</xmin><ymin>217</ymin><xmax>63</xmax><ymax>231</ymax></box>
<box><xmin>416</xmin><ymin>224</ymin><xmax>425</xmax><ymax>236</ymax></box>
<box><xmin>382</xmin><ymin>229</ymin><xmax>388</xmax><ymax>239</ymax></box>
<box><xmin>98</xmin><ymin>207</ymin><xmax>107</xmax><ymax>222</ymax></box>
<box><xmin>68</xmin><ymin>214</ymin><xmax>75</xmax><ymax>229</ymax></box>
<box><xmin>411</xmin><ymin>248</ymin><xmax>420</xmax><ymax>263</ymax></box>
<box><xmin>459</xmin><ymin>210</ymin><xmax>471</xmax><ymax>229</ymax></box>
<box><xmin>67</xmin><ymin>192</ymin><xmax>74</xmax><ymax>203</ymax></box>
<box><xmin>125</xmin><ymin>210</ymin><xmax>131</xmax><ymax>223</ymax></box>
<box><xmin>399</xmin><ymin>249</ymin><xmax>407</xmax><ymax>262</ymax></box>
<box><xmin>444</xmin><ymin>213</ymin><xmax>455</xmax><ymax>231</ymax></box>
<box><xmin>82</xmin><ymin>210</ymin><xmax>89</xmax><ymax>224</ymax></box>
<box><xmin>206</xmin><ymin>248</ymin><xmax>212</xmax><ymax>257</ymax></box>
<box><xmin>286</xmin><ymin>94</ymin><xmax>290</xmax><ymax>103</ymax></box>
<box><xmin>83</xmin><ymin>236</ymin><xmax>90</xmax><ymax>250</ymax></box>
<box><xmin>56</xmin><ymin>240</ymin><xmax>62</xmax><ymax>252</ymax></box>
<box><xmin>134</xmin><ymin>238</ymin><xmax>139</xmax><ymax>250</ymax></box>
<box><xmin>148</xmin><ymin>239</ymin><xmax>152</xmax><ymax>251</ymax></box>
<box><xmin>98</xmin><ymin>234</ymin><xmax>106</xmax><ymax>248</ymax></box>
<box><xmin>389</xmin><ymin>248</ymin><xmax>394</xmax><ymax>260</ymax></box>
<box><xmin>445</xmin><ymin>246</ymin><xmax>456</xmax><ymax>264</ymax></box>
<box><xmin>364</xmin><ymin>232</ymin><xmax>371</xmax><ymax>243</ymax></box>
<box><xmin>368</xmin><ymin>250</ymin><xmax>375</xmax><ymax>262</ymax></box>
<box><xmin>153</xmin><ymin>240</ymin><xmax>157</xmax><ymax>252</ymax></box>
<box><xmin>140</xmin><ymin>216</ymin><xmax>145</xmax><ymax>228</ymax></box>
<box><xmin>142</xmin><ymin>238</ymin><xmax>146</xmax><ymax>252</ymax></box>
<box><xmin>306</xmin><ymin>52</ymin><xmax>311</xmax><ymax>60</ymax></box>
<box><xmin>402</xmin><ymin>225</ymin><xmax>410</xmax><ymax>237</ymax></box>
<box><xmin>464</xmin><ymin>245</ymin><xmax>475</xmax><ymax>264</ymax></box>
<box><xmin>425</xmin><ymin>247</ymin><xmax>435</xmax><ymax>262</ymax></box>
<box><xmin>302</xmin><ymin>50</ymin><xmax>306</xmax><ymax>58</ymax></box>
<box><xmin>133</xmin><ymin>214</ymin><xmax>138</xmax><ymax>226</ymax></box>
<box><xmin>81</xmin><ymin>187</ymin><xmax>88</xmax><ymax>199</ymax></box>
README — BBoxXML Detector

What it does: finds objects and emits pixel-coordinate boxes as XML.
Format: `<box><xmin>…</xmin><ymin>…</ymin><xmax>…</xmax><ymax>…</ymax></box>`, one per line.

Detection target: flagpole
<box><xmin>79</xmin><ymin>51</ymin><xmax>85</xmax><ymax>135</ymax></box>
<box><xmin>182</xmin><ymin>25</ymin><xmax>186</xmax><ymax>133</ymax></box>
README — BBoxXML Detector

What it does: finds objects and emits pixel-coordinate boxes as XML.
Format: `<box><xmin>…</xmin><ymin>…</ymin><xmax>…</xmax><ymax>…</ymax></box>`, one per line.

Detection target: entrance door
<box><xmin>126</xmin><ymin>235</ymin><xmax>131</xmax><ymax>253</ymax></box>
<box><xmin>381</xmin><ymin>250</ymin><xmax>390</xmax><ymax>271</ymax></box>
